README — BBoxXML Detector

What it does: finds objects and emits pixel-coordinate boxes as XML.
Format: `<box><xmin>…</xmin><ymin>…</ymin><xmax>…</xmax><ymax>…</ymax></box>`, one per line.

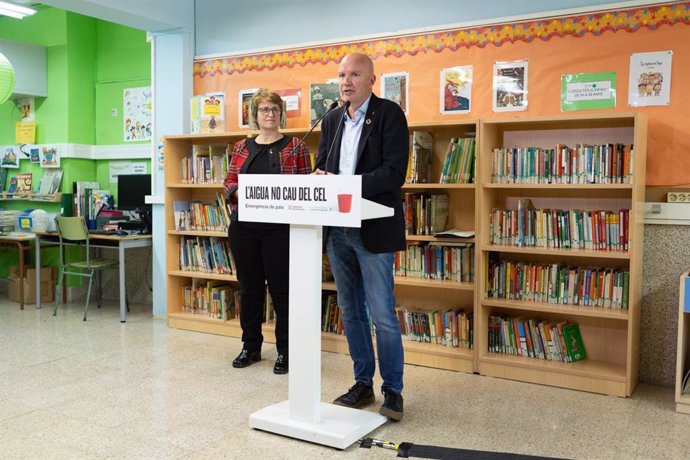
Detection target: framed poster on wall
<box><xmin>440</xmin><ymin>66</ymin><xmax>472</xmax><ymax>114</ymax></box>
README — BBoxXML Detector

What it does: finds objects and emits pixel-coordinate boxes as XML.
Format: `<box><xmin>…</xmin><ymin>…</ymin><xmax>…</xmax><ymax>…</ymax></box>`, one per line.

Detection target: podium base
<box><xmin>249</xmin><ymin>401</ymin><xmax>387</xmax><ymax>449</ymax></box>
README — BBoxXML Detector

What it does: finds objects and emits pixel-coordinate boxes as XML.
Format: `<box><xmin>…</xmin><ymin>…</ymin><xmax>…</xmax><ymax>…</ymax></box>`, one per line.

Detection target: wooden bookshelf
<box><xmin>164</xmin><ymin>122</ymin><xmax>479</xmax><ymax>374</ymax></box>
<box><xmin>476</xmin><ymin>113</ymin><xmax>646</xmax><ymax>397</ymax></box>
<box><xmin>164</xmin><ymin>113</ymin><xmax>646</xmax><ymax>394</ymax></box>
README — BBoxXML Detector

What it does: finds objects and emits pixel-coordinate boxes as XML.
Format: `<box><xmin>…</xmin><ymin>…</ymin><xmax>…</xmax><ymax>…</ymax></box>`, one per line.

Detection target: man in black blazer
<box><xmin>314</xmin><ymin>53</ymin><xmax>408</xmax><ymax>421</ymax></box>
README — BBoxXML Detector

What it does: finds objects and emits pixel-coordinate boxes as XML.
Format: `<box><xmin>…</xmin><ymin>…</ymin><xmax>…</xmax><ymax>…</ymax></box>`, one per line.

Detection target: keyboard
<box><xmin>89</xmin><ymin>229</ymin><xmax>124</xmax><ymax>235</ymax></box>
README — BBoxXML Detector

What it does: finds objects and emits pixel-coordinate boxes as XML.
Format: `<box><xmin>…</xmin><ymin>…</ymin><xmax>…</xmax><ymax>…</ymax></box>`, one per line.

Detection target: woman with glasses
<box><xmin>223</xmin><ymin>89</ymin><xmax>312</xmax><ymax>374</ymax></box>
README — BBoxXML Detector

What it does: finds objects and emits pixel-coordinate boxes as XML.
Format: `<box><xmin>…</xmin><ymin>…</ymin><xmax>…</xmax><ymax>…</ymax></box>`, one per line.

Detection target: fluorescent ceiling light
<box><xmin>0</xmin><ymin>1</ymin><xmax>36</xmax><ymax>19</ymax></box>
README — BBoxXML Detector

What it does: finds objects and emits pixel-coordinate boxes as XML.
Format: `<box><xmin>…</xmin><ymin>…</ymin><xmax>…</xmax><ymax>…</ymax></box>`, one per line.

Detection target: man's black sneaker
<box><xmin>232</xmin><ymin>349</ymin><xmax>261</xmax><ymax>368</ymax></box>
<box><xmin>379</xmin><ymin>388</ymin><xmax>403</xmax><ymax>421</ymax></box>
<box><xmin>273</xmin><ymin>353</ymin><xmax>288</xmax><ymax>374</ymax></box>
<box><xmin>333</xmin><ymin>381</ymin><xmax>375</xmax><ymax>408</ymax></box>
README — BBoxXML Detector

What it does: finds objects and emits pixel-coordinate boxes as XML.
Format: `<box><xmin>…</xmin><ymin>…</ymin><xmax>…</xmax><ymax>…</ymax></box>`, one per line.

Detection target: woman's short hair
<box><xmin>250</xmin><ymin>89</ymin><xmax>283</xmax><ymax>129</ymax></box>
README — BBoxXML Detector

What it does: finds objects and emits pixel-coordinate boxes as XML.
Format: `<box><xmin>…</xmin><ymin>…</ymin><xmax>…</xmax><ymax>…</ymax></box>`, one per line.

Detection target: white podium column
<box><xmin>248</xmin><ymin>223</ymin><xmax>386</xmax><ymax>449</ymax></box>
<box><xmin>288</xmin><ymin>224</ymin><xmax>322</xmax><ymax>423</ymax></box>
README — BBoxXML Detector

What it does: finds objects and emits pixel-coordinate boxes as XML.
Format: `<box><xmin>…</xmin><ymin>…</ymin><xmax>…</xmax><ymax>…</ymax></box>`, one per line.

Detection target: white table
<box><xmin>34</xmin><ymin>232</ymin><xmax>152</xmax><ymax>322</ymax></box>
<box><xmin>0</xmin><ymin>232</ymin><xmax>35</xmax><ymax>310</ymax></box>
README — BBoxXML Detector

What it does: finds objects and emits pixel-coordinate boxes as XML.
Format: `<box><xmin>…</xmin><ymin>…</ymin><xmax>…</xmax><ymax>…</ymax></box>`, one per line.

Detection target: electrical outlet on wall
<box><xmin>667</xmin><ymin>192</ymin><xmax>690</xmax><ymax>202</ymax></box>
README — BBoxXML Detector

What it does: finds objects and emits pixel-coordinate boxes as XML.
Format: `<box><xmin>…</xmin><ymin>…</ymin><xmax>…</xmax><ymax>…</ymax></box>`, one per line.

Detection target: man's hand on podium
<box><xmin>312</xmin><ymin>169</ymin><xmax>334</xmax><ymax>175</ymax></box>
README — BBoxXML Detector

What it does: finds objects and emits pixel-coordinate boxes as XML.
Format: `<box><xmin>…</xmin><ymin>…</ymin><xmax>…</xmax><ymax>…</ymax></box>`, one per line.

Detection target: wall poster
<box><xmin>381</xmin><ymin>71</ymin><xmax>408</xmax><ymax>114</ymax></box>
<box><xmin>440</xmin><ymin>66</ymin><xmax>472</xmax><ymax>114</ymax></box>
<box><xmin>628</xmin><ymin>50</ymin><xmax>672</xmax><ymax>107</ymax></box>
<box><xmin>561</xmin><ymin>72</ymin><xmax>617</xmax><ymax>111</ymax></box>
<box><xmin>123</xmin><ymin>86</ymin><xmax>152</xmax><ymax>142</ymax></box>
<box><xmin>493</xmin><ymin>60</ymin><xmax>528</xmax><ymax>113</ymax></box>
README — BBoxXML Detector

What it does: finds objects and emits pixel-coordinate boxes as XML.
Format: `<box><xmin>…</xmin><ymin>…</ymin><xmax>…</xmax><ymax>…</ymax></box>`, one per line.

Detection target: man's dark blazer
<box><xmin>315</xmin><ymin>94</ymin><xmax>409</xmax><ymax>253</ymax></box>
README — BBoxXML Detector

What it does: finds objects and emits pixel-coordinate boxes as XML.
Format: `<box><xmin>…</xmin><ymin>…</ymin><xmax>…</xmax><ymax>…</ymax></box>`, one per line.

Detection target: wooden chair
<box><xmin>53</xmin><ymin>216</ymin><xmax>118</xmax><ymax>321</ymax></box>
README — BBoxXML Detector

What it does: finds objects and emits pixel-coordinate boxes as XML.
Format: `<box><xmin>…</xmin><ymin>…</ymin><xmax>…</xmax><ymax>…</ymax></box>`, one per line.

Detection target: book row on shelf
<box><xmin>397</xmin><ymin>306</ymin><xmax>473</xmax><ymax>348</ymax></box>
<box><xmin>322</xmin><ymin>294</ymin><xmax>473</xmax><ymax>348</ymax></box>
<box><xmin>404</xmin><ymin>132</ymin><xmax>476</xmax><ymax>185</ymax></box>
<box><xmin>181</xmin><ymin>282</ymin><xmax>277</xmax><ymax>324</ymax></box>
<box><xmin>394</xmin><ymin>242</ymin><xmax>474</xmax><ymax>282</ymax></box>
<box><xmin>182</xmin><ymin>282</ymin><xmax>239</xmax><ymax>320</ymax></box>
<box><xmin>490</xmin><ymin>143</ymin><xmax>633</xmax><ymax>184</ymax></box>
<box><xmin>403</xmin><ymin>192</ymin><xmax>449</xmax><ymax>236</ymax></box>
<box><xmin>439</xmin><ymin>137</ymin><xmax>476</xmax><ymax>184</ymax></box>
<box><xmin>488</xmin><ymin>315</ymin><xmax>587</xmax><ymax>363</ymax></box>
<box><xmin>486</xmin><ymin>260</ymin><xmax>630</xmax><ymax>309</ymax></box>
<box><xmin>0</xmin><ymin>169</ymin><xmax>63</xmax><ymax>197</ymax></box>
<box><xmin>173</xmin><ymin>194</ymin><xmax>231</xmax><ymax>232</ymax></box>
<box><xmin>488</xmin><ymin>207</ymin><xmax>630</xmax><ymax>251</ymax></box>
<box><xmin>180</xmin><ymin>144</ymin><xmax>230</xmax><ymax>184</ymax></box>
<box><xmin>405</xmin><ymin>131</ymin><xmax>434</xmax><ymax>184</ymax></box>
<box><xmin>177</xmin><ymin>236</ymin><xmax>236</xmax><ymax>274</ymax></box>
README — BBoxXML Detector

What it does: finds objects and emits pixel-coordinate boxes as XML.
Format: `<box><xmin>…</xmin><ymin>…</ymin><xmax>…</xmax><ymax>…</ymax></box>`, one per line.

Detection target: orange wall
<box><xmin>195</xmin><ymin>24</ymin><xmax>690</xmax><ymax>186</ymax></box>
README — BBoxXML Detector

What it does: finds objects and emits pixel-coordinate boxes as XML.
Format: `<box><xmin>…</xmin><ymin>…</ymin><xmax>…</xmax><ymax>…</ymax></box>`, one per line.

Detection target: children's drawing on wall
<box><xmin>628</xmin><ymin>50</ymin><xmax>672</xmax><ymax>107</ymax></box>
<box><xmin>493</xmin><ymin>60</ymin><xmax>528</xmax><ymax>113</ymax></box>
<box><xmin>123</xmin><ymin>86</ymin><xmax>152</xmax><ymax>142</ymax></box>
<box><xmin>310</xmin><ymin>83</ymin><xmax>340</xmax><ymax>126</ymax></box>
<box><xmin>238</xmin><ymin>88</ymin><xmax>258</xmax><ymax>129</ymax></box>
<box><xmin>40</xmin><ymin>145</ymin><xmax>60</xmax><ymax>168</ymax></box>
<box><xmin>203</xmin><ymin>93</ymin><xmax>225</xmax><ymax>133</ymax></box>
<box><xmin>0</xmin><ymin>146</ymin><xmax>20</xmax><ymax>168</ymax></box>
<box><xmin>440</xmin><ymin>66</ymin><xmax>472</xmax><ymax>114</ymax></box>
<box><xmin>381</xmin><ymin>72</ymin><xmax>408</xmax><ymax>114</ymax></box>
<box><xmin>30</xmin><ymin>147</ymin><xmax>40</xmax><ymax>163</ymax></box>
<box><xmin>16</xmin><ymin>97</ymin><xmax>35</xmax><ymax>122</ymax></box>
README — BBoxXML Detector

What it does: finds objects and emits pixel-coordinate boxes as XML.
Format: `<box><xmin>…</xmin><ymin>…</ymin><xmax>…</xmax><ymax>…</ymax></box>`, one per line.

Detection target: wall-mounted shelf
<box><xmin>0</xmin><ymin>192</ymin><xmax>62</xmax><ymax>202</ymax></box>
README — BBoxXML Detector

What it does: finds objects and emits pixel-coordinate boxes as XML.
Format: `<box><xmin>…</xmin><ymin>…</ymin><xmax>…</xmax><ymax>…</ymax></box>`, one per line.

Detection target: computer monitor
<box><xmin>117</xmin><ymin>174</ymin><xmax>152</xmax><ymax>233</ymax></box>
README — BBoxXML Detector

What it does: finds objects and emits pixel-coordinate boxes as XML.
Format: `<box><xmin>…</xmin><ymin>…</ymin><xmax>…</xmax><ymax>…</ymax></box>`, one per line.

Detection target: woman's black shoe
<box><xmin>273</xmin><ymin>353</ymin><xmax>288</xmax><ymax>374</ymax></box>
<box><xmin>233</xmin><ymin>349</ymin><xmax>261</xmax><ymax>368</ymax></box>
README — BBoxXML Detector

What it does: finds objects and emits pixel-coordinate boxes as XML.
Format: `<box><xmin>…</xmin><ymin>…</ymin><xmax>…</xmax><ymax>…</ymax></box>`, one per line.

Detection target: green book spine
<box><xmin>622</xmin><ymin>270</ymin><xmax>630</xmax><ymax>310</ymax></box>
<box><xmin>562</xmin><ymin>322</ymin><xmax>587</xmax><ymax>362</ymax></box>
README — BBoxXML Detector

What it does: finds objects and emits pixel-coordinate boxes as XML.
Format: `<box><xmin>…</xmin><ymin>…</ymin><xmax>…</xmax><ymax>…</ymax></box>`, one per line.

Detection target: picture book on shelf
<box><xmin>15</xmin><ymin>173</ymin><xmax>32</xmax><ymax>193</ymax></box>
<box><xmin>406</xmin><ymin>131</ymin><xmax>433</xmax><ymax>184</ymax></box>
<box><xmin>37</xmin><ymin>169</ymin><xmax>63</xmax><ymax>195</ymax></box>
<box><xmin>562</xmin><ymin>322</ymin><xmax>587</xmax><ymax>362</ymax></box>
<box><xmin>174</xmin><ymin>200</ymin><xmax>191</xmax><ymax>230</ymax></box>
<box><xmin>0</xmin><ymin>167</ymin><xmax>6</xmax><ymax>193</ymax></box>
<box><xmin>89</xmin><ymin>190</ymin><xmax>113</xmax><ymax>220</ymax></box>
<box><xmin>7</xmin><ymin>176</ymin><xmax>17</xmax><ymax>195</ymax></box>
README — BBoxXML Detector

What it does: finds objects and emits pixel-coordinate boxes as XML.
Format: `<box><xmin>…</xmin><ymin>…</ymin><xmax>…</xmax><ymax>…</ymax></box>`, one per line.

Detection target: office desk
<box><xmin>0</xmin><ymin>232</ymin><xmax>35</xmax><ymax>310</ymax></box>
<box><xmin>34</xmin><ymin>232</ymin><xmax>153</xmax><ymax>322</ymax></box>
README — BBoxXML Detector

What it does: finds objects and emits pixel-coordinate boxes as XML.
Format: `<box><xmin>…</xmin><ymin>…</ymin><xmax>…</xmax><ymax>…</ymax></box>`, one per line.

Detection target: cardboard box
<box><xmin>8</xmin><ymin>266</ymin><xmax>56</xmax><ymax>304</ymax></box>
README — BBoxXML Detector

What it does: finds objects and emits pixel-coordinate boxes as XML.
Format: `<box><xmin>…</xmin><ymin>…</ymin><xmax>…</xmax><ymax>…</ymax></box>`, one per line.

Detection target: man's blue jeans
<box><xmin>326</xmin><ymin>227</ymin><xmax>404</xmax><ymax>394</ymax></box>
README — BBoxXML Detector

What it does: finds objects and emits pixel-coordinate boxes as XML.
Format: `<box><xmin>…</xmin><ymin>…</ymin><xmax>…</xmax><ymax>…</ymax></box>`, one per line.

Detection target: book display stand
<box><xmin>238</xmin><ymin>174</ymin><xmax>391</xmax><ymax>449</ymax></box>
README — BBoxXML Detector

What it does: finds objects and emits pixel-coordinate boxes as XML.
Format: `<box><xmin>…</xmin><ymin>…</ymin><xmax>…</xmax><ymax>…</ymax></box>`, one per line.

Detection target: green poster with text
<box><xmin>561</xmin><ymin>72</ymin><xmax>616</xmax><ymax>111</ymax></box>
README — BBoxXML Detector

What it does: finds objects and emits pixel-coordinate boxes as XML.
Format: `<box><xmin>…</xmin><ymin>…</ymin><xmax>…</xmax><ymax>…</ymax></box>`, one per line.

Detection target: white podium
<box><xmin>238</xmin><ymin>174</ymin><xmax>392</xmax><ymax>449</ymax></box>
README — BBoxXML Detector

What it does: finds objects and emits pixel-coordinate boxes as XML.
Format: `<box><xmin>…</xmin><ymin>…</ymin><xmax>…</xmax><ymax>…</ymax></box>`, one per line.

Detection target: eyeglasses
<box><xmin>258</xmin><ymin>107</ymin><xmax>281</xmax><ymax>116</ymax></box>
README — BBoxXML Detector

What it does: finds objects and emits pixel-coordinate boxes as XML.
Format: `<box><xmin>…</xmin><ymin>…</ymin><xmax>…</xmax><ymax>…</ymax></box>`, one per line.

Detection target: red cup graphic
<box><xmin>337</xmin><ymin>193</ymin><xmax>353</xmax><ymax>213</ymax></box>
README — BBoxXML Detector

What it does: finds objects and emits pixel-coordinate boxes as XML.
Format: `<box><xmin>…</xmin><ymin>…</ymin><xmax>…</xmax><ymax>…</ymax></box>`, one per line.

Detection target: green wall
<box><xmin>0</xmin><ymin>8</ymin><xmax>151</xmax><ymax>283</ymax></box>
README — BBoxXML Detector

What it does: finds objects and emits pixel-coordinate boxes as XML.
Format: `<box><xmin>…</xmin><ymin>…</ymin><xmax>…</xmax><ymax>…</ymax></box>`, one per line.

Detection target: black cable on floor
<box><xmin>359</xmin><ymin>438</ymin><xmax>567</xmax><ymax>460</ymax></box>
